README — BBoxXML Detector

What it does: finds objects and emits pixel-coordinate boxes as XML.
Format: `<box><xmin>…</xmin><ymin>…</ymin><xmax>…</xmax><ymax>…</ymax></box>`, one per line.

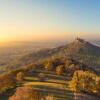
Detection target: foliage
<box><xmin>0</xmin><ymin>73</ymin><xmax>16</xmax><ymax>94</ymax></box>
<box><xmin>56</xmin><ymin>65</ymin><xmax>64</xmax><ymax>75</ymax></box>
<box><xmin>44</xmin><ymin>60</ymin><xmax>53</xmax><ymax>71</ymax></box>
<box><xmin>69</xmin><ymin>70</ymin><xmax>100</xmax><ymax>95</ymax></box>
<box><xmin>16</xmin><ymin>72</ymin><xmax>24</xmax><ymax>82</ymax></box>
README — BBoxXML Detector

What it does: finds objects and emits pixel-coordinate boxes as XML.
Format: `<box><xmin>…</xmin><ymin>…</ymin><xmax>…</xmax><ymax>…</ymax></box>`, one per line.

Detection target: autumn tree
<box><xmin>16</xmin><ymin>72</ymin><xmax>24</xmax><ymax>82</ymax></box>
<box><xmin>68</xmin><ymin>70</ymin><xmax>80</xmax><ymax>92</ymax></box>
<box><xmin>69</xmin><ymin>70</ymin><xmax>100</xmax><ymax>94</ymax></box>
<box><xmin>56</xmin><ymin>65</ymin><xmax>63</xmax><ymax>75</ymax></box>
<box><xmin>44</xmin><ymin>60</ymin><xmax>53</xmax><ymax>71</ymax></box>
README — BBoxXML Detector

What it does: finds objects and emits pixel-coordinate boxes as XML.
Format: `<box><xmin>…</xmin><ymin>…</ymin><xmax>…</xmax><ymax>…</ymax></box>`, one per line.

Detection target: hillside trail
<box><xmin>74</xmin><ymin>93</ymin><xmax>100</xmax><ymax>100</ymax></box>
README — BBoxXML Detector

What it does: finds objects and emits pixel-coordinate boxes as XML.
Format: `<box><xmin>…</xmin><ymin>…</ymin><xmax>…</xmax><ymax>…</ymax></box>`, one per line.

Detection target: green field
<box><xmin>23</xmin><ymin>72</ymin><xmax>74</xmax><ymax>100</ymax></box>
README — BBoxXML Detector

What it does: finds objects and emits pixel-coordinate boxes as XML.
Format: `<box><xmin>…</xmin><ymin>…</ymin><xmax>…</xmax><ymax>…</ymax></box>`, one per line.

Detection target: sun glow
<box><xmin>0</xmin><ymin>0</ymin><xmax>100</xmax><ymax>43</ymax></box>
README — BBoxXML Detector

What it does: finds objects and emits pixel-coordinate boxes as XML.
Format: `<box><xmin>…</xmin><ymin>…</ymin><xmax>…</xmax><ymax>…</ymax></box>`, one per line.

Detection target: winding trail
<box><xmin>74</xmin><ymin>93</ymin><xmax>100</xmax><ymax>100</ymax></box>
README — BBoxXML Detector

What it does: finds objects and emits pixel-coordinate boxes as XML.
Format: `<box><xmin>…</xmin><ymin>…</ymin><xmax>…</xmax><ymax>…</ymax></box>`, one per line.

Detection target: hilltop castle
<box><xmin>75</xmin><ymin>37</ymin><xmax>85</xmax><ymax>43</ymax></box>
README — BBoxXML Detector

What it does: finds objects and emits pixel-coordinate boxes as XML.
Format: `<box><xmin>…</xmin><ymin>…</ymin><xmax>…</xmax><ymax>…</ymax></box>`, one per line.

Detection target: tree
<box><xmin>68</xmin><ymin>70</ymin><xmax>100</xmax><ymax>94</ymax></box>
<box><xmin>56</xmin><ymin>65</ymin><xmax>63</xmax><ymax>75</ymax></box>
<box><xmin>68</xmin><ymin>70</ymin><xmax>80</xmax><ymax>92</ymax></box>
<box><xmin>16</xmin><ymin>72</ymin><xmax>24</xmax><ymax>82</ymax></box>
<box><xmin>44</xmin><ymin>61</ymin><xmax>53</xmax><ymax>71</ymax></box>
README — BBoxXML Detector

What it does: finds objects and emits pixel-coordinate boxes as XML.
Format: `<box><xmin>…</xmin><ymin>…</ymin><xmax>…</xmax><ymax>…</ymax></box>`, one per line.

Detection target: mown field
<box><xmin>23</xmin><ymin>73</ymin><xmax>74</xmax><ymax>100</ymax></box>
<box><xmin>0</xmin><ymin>70</ymin><xmax>74</xmax><ymax>100</ymax></box>
<box><xmin>1</xmin><ymin>70</ymin><xmax>100</xmax><ymax>100</ymax></box>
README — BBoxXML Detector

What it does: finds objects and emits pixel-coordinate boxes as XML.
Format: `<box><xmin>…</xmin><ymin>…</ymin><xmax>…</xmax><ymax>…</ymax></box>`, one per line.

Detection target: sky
<box><xmin>0</xmin><ymin>0</ymin><xmax>100</xmax><ymax>43</ymax></box>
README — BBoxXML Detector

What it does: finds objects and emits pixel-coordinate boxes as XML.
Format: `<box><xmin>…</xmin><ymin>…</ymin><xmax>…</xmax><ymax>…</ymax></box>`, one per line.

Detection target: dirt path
<box><xmin>74</xmin><ymin>93</ymin><xmax>100</xmax><ymax>100</ymax></box>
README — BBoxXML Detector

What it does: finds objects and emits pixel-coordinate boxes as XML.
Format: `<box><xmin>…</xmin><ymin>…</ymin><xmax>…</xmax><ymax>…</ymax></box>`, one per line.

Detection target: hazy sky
<box><xmin>0</xmin><ymin>0</ymin><xmax>100</xmax><ymax>42</ymax></box>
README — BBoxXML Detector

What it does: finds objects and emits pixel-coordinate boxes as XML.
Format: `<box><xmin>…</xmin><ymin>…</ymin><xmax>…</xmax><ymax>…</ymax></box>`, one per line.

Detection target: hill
<box><xmin>0</xmin><ymin>41</ymin><xmax>59</xmax><ymax>74</ymax></box>
<box><xmin>0</xmin><ymin>38</ymin><xmax>100</xmax><ymax>74</ymax></box>
<box><xmin>20</xmin><ymin>38</ymin><xmax>100</xmax><ymax>72</ymax></box>
<box><xmin>0</xmin><ymin>39</ymin><xmax>100</xmax><ymax>100</ymax></box>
